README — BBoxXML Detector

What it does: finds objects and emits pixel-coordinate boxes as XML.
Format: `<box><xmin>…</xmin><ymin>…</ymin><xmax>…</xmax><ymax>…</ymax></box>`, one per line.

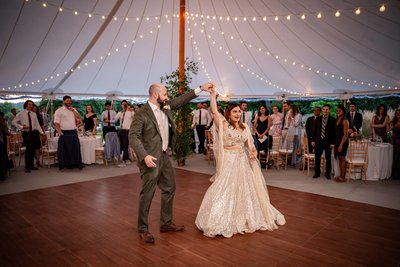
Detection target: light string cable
<box><xmin>243</xmin><ymin>0</ymin><xmax>311</xmax><ymax>92</ymax></box>
<box><xmin>292</xmin><ymin>0</ymin><xmax>397</xmax><ymax>81</ymax></box>
<box><xmin>39</xmin><ymin>0</ymin><xmax>100</xmax><ymax>92</ymax></box>
<box><xmin>209</xmin><ymin>0</ymin><xmax>253</xmax><ymax>94</ymax></box>
<box><xmin>143</xmin><ymin>0</ymin><xmax>164</xmax><ymax>89</ymax></box>
<box><xmin>270</xmin><ymin>0</ymin><xmax>346</xmax><ymax>88</ymax></box>
<box><xmin>192</xmin><ymin>0</ymin><xmax>225</xmax><ymax>90</ymax></box>
<box><xmin>85</xmin><ymin>0</ymin><xmax>135</xmax><ymax>93</ymax></box>
<box><xmin>0</xmin><ymin>0</ymin><xmax>26</xmax><ymax>65</ymax></box>
<box><xmin>343</xmin><ymin>0</ymin><xmax>400</xmax><ymax>26</ymax></box>
<box><xmin>187</xmin><ymin>0</ymin><xmax>199</xmax><ymax>86</ymax></box>
<box><xmin>17</xmin><ymin>0</ymin><xmax>65</xmax><ymax>87</ymax></box>
<box><xmin>317</xmin><ymin>0</ymin><xmax>400</xmax><ymax>64</ymax></box>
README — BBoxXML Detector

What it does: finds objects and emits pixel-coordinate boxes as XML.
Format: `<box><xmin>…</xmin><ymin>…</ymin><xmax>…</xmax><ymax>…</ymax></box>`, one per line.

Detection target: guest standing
<box><xmin>305</xmin><ymin>107</ymin><xmax>321</xmax><ymax>154</ymax></box>
<box><xmin>116</xmin><ymin>100</ymin><xmax>135</xmax><ymax>166</ymax></box>
<box><xmin>12</xmin><ymin>100</ymin><xmax>44</xmax><ymax>173</ymax></box>
<box><xmin>54</xmin><ymin>96</ymin><xmax>83</xmax><ymax>170</ymax></box>
<box><xmin>334</xmin><ymin>106</ymin><xmax>349</xmax><ymax>183</ymax></box>
<box><xmin>346</xmin><ymin>102</ymin><xmax>363</xmax><ymax>136</ymax></box>
<box><xmin>83</xmin><ymin>105</ymin><xmax>98</xmax><ymax>134</ymax></box>
<box><xmin>311</xmin><ymin>104</ymin><xmax>336</xmax><ymax>179</ymax></box>
<box><xmin>390</xmin><ymin>109</ymin><xmax>400</xmax><ymax>180</ymax></box>
<box><xmin>191</xmin><ymin>102</ymin><xmax>211</xmax><ymax>154</ymax></box>
<box><xmin>371</xmin><ymin>104</ymin><xmax>390</xmax><ymax>142</ymax></box>
<box><xmin>288</xmin><ymin>105</ymin><xmax>302</xmax><ymax>166</ymax></box>
<box><xmin>0</xmin><ymin>114</ymin><xmax>10</xmax><ymax>181</ymax></box>
<box><xmin>101</xmin><ymin>101</ymin><xmax>117</xmax><ymax>140</ymax></box>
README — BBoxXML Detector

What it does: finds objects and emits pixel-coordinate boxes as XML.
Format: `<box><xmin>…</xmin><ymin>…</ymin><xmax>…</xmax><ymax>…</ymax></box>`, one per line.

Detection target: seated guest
<box><xmin>253</xmin><ymin>104</ymin><xmax>271</xmax><ymax>158</ymax></box>
<box><xmin>101</xmin><ymin>101</ymin><xmax>117</xmax><ymax>140</ymax></box>
<box><xmin>54</xmin><ymin>96</ymin><xmax>83</xmax><ymax>170</ymax></box>
<box><xmin>371</xmin><ymin>104</ymin><xmax>390</xmax><ymax>142</ymax></box>
<box><xmin>12</xmin><ymin>100</ymin><xmax>45</xmax><ymax>173</ymax></box>
<box><xmin>115</xmin><ymin>100</ymin><xmax>135</xmax><ymax>166</ymax></box>
<box><xmin>346</xmin><ymin>102</ymin><xmax>363</xmax><ymax>137</ymax></box>
<box><xmin>83</xmin><ymin>105</ymin><xmax>98</xmax><ymax>135</ymax></box>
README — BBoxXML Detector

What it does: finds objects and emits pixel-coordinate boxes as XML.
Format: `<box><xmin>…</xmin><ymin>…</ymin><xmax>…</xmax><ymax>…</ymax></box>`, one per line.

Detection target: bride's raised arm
<box><xmin>210</xmin><ymin>87</ymin><xmax>221</xmax><ymax>131</ymax></box>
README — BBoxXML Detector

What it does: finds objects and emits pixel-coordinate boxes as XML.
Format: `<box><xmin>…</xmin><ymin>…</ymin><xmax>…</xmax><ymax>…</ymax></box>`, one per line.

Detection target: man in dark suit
<box><xmin>346</xmin><ymin>102</ymin><xmax>363</xmax><ymax>137</ymax></box>
<box><xmin>305</xmin><ymin>107</ymin><xmax>321</xmax><ymax>154</ymax></box>
<box><xmin>129</xmin><ymin>82</ymin><xmax>213</xmax><ymax>243</ymax></box>
<box><xmin>311</xmin><ymin>104</ymin><xmax>336</xmax><ymax>179</ymax></box>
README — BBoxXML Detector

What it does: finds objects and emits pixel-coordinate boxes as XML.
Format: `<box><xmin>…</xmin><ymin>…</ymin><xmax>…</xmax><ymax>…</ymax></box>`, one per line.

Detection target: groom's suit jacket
<box><xmin>129</xmin><ymin>90</ymin><xmax>197</xmax><ymax>164</ymax></box>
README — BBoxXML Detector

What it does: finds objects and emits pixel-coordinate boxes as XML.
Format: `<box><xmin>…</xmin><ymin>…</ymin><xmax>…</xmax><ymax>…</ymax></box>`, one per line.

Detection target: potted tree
<box><xmin>160</xmin><ymin>59</ymin><xmax>198</xmax><ymax>166</ymax></box>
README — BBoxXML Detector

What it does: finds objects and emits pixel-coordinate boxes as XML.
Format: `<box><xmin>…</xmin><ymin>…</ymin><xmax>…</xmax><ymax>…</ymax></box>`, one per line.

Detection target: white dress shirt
<box><xmin>12</xmin><ymin>110</ymin><xmax>44</xmax><ymax>134</ymax></box>
<box><xmin>149</xmin><ymin>101</ymin><xmax>169</xmax><ymax>151</ymax></box>
<box><xmin>115</xmin><ymin>110</ymin><xmax>135</xmax><ymax>130</ymax></box>
<box><xmin>191</xmin><ymin>108</ymin><xmax>212</xmax><ymax>128</ymax></box>
<box><xmin>101</xmin><ymin>110</ymin><xmax>118</xmax><ymax>127</ymax></box>
<box><xmin>54</xmin><ymin>106</ymin><xmax>77</xmax><ymax>130</ymax></box>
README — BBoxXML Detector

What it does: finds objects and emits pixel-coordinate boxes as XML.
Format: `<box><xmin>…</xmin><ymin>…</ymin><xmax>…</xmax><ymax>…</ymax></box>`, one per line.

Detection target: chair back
<box><xmin>205</xmin><ymin>130</ymin><xmax>213</xmax><ymax>146</ymax></box>
<box><xmin>104</xmin><ymin>132</ymin><xmax>120</xmax><ymax>161</ymax></box>
<box><xmin>302</xmin><ymin>136</ymin><xmax>310</xmax><ymax>156</ymax></box>
<box><xmin>348</xmin><ymin>141</ymin><xmax>368</xmax><ymax>162</ymax></box>
<box><xmin>271</xmin><ymin>135</ymin><xmax>281</xmax><ymax>152</ymax></box>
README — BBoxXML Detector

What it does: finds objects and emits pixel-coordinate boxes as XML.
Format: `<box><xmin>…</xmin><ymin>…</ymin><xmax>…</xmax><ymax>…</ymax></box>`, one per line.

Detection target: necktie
<box><xmin>282</xmin><ymin>112</ymin><xmax>286</xmax><ymax>129</ymax></box>
<box><xmin>242</xmin><ymin>112</ymin><xmax>245</xmax><ymax>123</ymax></box>
<box><xmin>121</xmin><ymin>112</ymin><xmax>126</xmax><ymax>128</ymax></box>
<box><xmin>321</xmin><ymin>116</ymin><xmax>327</xmax><ymax>139</ymax></box>
<box><xmin>199</xmin><ymin>109</ymin><xmax>202</xmax><ymax>125</ymax></box>
<box><xmin>28</xmin><ymin>111</ymin><xmax>32</xmax><ymax>132</ymax></box>
<box><xmin>351</xmin><ymin>112</ymin><xmax>354</xmax><ymax>127</ymax></box>
<box><xmin>107</xmin><ymin>110</ymin><xmax>111</xmax><ymax>127</ymax></box>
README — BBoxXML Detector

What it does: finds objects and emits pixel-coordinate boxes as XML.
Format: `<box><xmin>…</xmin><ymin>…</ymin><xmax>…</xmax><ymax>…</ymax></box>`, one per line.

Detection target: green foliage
<box><xmin>160</xmin><ymin>59</ymin><xmax>198</xmax><ymax>162</ymax></box>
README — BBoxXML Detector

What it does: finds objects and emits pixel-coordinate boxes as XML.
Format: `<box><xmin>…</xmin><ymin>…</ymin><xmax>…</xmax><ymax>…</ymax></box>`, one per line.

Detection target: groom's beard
<box><xmin>157</xmin><ymin>97</ymin><xmax>167</xmax><ymax>108</ymax></box>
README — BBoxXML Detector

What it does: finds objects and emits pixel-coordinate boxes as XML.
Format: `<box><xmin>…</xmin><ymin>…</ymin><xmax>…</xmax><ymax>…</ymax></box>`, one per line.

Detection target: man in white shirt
<box><xmin>240</xmin><ymin>101</ymin><xmax>253</xmax><ymax>132</ymax></box>
<box><xmin>191</xmin><ymin>102</ymin><xmax>212</xmax><ymax>154</ymax></box>
<box><xmin>12</xmin><ymin>100</ymin><xmax>44</xmax><ymax>173</ymax></box>
<box><xmin>115</xmin><ymin>100</ymin><xmax>135</xmax><ymax>166</ymax></box>
<box><xmin>101</xmin><ymin>101</ymin><xmax>117</xmax><ymax>140</ymax></box>
<box><xmin>129</xmin><ymin>82</ymin><xmax>213</xmax><ymax>243</ymax></box>
<box><xmin>54</xmin><ymin>95</ymin><xmax>83</xmax><ymax>170</ymax></box>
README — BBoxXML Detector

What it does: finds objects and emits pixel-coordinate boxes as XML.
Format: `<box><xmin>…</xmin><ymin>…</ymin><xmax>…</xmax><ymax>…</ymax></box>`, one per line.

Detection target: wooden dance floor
<box><xmin>0</xmin><ymin>169</ymin><xmax>399</xmax><ymax>266</ymax></box>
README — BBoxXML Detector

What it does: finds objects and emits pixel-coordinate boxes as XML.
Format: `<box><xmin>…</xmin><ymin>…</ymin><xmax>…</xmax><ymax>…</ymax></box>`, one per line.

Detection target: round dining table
<box><xmin>48</xmin><ymin>136</ymin><xmax>103</xmax><ymax>165</ymax></box>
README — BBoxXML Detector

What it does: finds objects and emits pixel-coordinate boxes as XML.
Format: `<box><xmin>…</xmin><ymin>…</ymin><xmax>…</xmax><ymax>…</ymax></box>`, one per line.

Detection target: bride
<box><xmin>195</xmin><ymin>88</ymin><xmax>286</xmax><ymax>238</ymax></box>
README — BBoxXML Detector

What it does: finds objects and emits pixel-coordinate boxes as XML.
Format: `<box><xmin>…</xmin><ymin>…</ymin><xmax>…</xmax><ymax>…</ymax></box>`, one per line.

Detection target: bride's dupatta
<box><xmin>209</xmin><ymin>113</ymin><xmax>225</xmax><ymax>182</ymax></box>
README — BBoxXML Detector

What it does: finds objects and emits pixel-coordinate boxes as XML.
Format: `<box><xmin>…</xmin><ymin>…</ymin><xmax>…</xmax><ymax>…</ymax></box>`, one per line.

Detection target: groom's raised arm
<box><xmin>168</xmin><ymin>83</ymin><xmax>214</xmax><ymax>110</ymax></box>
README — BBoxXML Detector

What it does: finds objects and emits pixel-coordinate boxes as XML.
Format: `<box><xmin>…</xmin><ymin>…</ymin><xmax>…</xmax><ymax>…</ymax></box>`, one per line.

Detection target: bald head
<box><xmin>149</xmin><ymin>83</ymin><xmax>165</xmax><ymax>96</ymax></box>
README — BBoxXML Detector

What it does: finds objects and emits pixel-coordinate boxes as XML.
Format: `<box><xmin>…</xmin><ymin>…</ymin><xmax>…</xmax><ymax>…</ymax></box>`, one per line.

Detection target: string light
<box><xmin>189</xmin><ymin>18</ymin><xmax>398</xmax><ymax>93</ymax></box>
<box><xmin>31</xmin><ymin>0</ymin><xmax>390</xmax><ymax>24</ymax></box>
<box><xmin>2</xmin><ymin>21</ymin><xmax>164</xmax><ymax>92</ymax></box>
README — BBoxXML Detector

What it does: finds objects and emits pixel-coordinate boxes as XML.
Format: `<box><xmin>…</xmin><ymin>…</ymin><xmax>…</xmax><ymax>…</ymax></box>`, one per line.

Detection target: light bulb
<box><xmin>335</xmin><ymin>10</ymin><xmax>340</xmax><ymax>17</ymax></box>
<box><xmin>379</xmin><ymin>4</ymin><xmax>385</xmax><ymax>12</ymax></box>
<box><xmin>286</xmin><ymin>15</ymin><xmax>291</xmax><ymax>20</ymax></box>
<box><xmin>274</xmin><ymin>16</ymin><xmax>279</xmax><ymax>21</ymax></box>
<box><xmin>301</xmin><ymin>14</ymin><xmax>305</xmax><ymax>20</ymax></box>
<box><xmin>355</xmin><ymin>8</ymin><xmax>361</xmax><ymax>15</ymax></box>
<box><xmin>317</xmin><ymin>12</ymin><xmax>322</xmax><ymax>19</ymax></box>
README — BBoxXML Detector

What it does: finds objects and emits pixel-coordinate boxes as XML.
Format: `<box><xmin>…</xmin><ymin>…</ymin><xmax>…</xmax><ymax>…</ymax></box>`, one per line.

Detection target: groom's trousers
<box><xmin>137</xmin><ymin>152</ymin><xmax>176</xmax><ymax>232</ymax></box>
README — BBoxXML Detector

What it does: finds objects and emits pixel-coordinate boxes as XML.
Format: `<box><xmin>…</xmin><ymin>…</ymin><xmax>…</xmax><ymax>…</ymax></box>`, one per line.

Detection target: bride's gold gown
<box><xmin>195</xmin><ymin>119</ymin><xmax>285</xmax><ymax>238</ymax></box>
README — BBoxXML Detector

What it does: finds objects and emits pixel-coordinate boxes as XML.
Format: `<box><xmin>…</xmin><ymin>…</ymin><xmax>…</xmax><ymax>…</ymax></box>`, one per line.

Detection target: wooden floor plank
<box><xmin>0</xmin><ymin>169</ymin><xmax>399</xmax><ymax>266</ymax></box>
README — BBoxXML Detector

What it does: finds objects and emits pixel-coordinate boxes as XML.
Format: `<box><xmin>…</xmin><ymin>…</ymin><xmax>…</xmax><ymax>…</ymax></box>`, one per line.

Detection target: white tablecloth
<box><xmin>333</xmin><ymin>143</ymin><xmax>393</xmax><ymax>180</ymax></box>
<box><xmin>48</xmin><ymin>136</ymin><xmax>103</xmax><ymax>165</ymax></box>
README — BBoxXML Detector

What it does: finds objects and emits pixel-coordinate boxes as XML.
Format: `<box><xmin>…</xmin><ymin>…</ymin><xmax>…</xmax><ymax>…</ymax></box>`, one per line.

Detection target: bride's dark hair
<box><xmin>224</xmin><ymin>102</ymin><xmax>245</xmax><ymax>130</ymax></box>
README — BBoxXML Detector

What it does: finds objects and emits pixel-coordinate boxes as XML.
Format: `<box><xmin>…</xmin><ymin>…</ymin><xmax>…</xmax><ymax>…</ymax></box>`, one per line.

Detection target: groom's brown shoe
<box><xmin>160</xmin><ymin>223</ymin><xmax>185</xmax><ymax>232</ymax></box>
<box><xmin>139</xmin><ymin>231</ymin><xmax>155</xmax><ymax>243</ymax></box>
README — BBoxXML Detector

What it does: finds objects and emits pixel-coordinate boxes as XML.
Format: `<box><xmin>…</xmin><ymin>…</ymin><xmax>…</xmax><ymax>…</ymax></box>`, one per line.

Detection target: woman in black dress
<box><xmin>83</xmin><ymin>105</ymin><xmax>98</xmax><ymax>134</ymax></box>
<box><xmin>371</xmin><ymin>104</ymin><xmax>390</xmax><ymax>142</ymax></box>
<box><xmin>253</xmin><ymin>104</ymin><xmax>271</xmax><ymax>160</ymax></box>
<box><xmin>334</xmin><ymin>105</ymin><xmax>349</xmax><ymax>183</ymax></box>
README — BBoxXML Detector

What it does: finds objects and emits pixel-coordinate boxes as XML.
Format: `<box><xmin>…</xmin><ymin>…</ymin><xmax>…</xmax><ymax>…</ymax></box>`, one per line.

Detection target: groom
<box><xmin>129</xmin><ymin>82</ymin><xmax>213</xmax><ymax>243</ymax></box>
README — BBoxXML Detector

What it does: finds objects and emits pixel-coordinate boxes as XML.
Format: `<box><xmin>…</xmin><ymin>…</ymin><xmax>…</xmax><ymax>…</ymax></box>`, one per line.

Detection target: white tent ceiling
<box><xmin>0</xmin><ymin>0</ymin><xmax>399</xmax><ymax>99</ymax></box>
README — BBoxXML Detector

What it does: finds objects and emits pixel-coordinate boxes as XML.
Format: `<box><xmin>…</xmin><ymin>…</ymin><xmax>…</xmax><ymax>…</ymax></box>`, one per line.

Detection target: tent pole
<box><xmin>178</xmin><ymin>0</ymin><xmax>185</xmax><ymax>95</ymax></box>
